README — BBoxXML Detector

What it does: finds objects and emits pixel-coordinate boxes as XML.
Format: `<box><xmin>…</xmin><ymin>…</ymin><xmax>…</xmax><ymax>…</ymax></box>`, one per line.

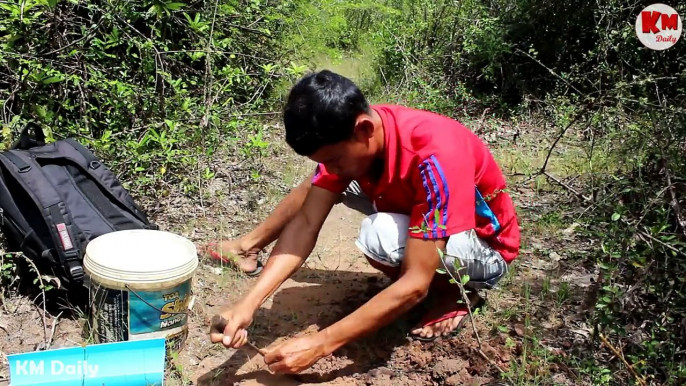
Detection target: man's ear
<box><xmin>354</xmin><ymin>115</ymin><xmax>375</xmax><ymax>140</ymax></box>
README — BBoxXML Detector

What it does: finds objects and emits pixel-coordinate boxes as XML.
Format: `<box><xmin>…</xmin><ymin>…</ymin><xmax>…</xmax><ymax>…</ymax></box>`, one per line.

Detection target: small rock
<box><xmin>562</xmin><ymin>222</ymin><xmax>581</xmax><ymax>235</ymax></box>
<box><xmin>445</xmin><ymin>368</ymin><xmax>473</xmax><ymax>385</ymax></box>
<box><xmin>412</xmin><ymin>351</ymin><xmax>433</xmax><ymax>367</ymax></box>
<box><xmin>470</xmin><ymin>376</ymin><xmax>493</xmax><ymax>386</ymax></box>
<box><xmin>209</xmin><ymin>267</ymin><xmax>223</xmax><ymax>275</ymax></box>
<box><xmin>368</xmin><ymin>368</ymin><xmax>394</xmax><ymax>378</ymax></box>
<box><xmin>552</xmin><ymin>373</ymin><xmax>572</xmax><ymax>385</ymax></box>
<box><xmin>446</xmin><ymin>374</ymin><xmax>463</xmax><ymax>386</ymax></box>
<box><xmin>433</xmin><ymin>358</ymin><xmax>468</xmax><ymax>378</ymax></box>
<box><xmin>513</xmin><ymin>323</ymin><xmax>525</xmax><ymax>337</ymax></box>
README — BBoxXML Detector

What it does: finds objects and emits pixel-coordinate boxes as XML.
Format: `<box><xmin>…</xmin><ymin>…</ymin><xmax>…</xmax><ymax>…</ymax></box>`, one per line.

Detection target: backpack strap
<box><xmin>64</xmin><ymin>138</ymin><xmax>101</xmax><ymax>170</ymax></box>
<box><xmin>0</xmin><ymin>150</ymin><xmax>84</xmax><ymax>281</ymax></box>
<box><xmin>2</xmin><ymin>151</ymin><xmax>31</xmax><ymax>172</ymax></box>
<box><xmin>0</xmin><ymin>167</ymin><xmax>43</xmax><ymax>251</ymax></box>
<box><xmin>58</xmin><ymin>139</ymin><xmax>152</xmax><ymax>225</ymax></box>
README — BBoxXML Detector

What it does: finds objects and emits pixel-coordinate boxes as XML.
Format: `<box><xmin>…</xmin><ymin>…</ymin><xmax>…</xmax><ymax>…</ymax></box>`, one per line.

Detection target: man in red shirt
<box><xmin>207</xmin><ymin>70</ymin><xmax>520</xmax><ymax>374</ymax></box>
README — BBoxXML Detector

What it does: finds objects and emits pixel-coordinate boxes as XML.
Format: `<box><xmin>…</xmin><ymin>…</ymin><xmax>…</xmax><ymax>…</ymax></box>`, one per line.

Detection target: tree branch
<box><xmin>599</xmin><ymin>333</ymin><xmax>646</xmax><ymax>386</ymax></box>
<box><xmin>540</xmin><ymin>109</ymin><xmax>588</xmax><ymax>174</ymax></box>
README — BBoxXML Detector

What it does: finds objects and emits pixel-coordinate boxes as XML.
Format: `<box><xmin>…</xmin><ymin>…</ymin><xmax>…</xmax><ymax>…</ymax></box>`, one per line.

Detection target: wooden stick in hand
<box><xmin>210</xmin><ymin>314</ymin><xmax>267</xmax><ymax>357</ymax></box>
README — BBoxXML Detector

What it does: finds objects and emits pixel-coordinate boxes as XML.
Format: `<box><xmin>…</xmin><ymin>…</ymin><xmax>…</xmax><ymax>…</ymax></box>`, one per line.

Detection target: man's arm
<box><xmin>318</xmin><ymin>237</ymin><xmax>445</xmax><ymax>353</ymax></box>
<box><xmin>238</xmin><ymin>185</ymin><xmax>340</xmax><ymax>312</ymax></box>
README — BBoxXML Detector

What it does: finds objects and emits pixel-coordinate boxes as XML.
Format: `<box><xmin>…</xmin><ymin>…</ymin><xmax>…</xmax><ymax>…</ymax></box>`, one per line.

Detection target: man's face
<box><xmin>308</xmin><ymin>127</ymin><xmax>376</xmax><ymax>180</ymax></box>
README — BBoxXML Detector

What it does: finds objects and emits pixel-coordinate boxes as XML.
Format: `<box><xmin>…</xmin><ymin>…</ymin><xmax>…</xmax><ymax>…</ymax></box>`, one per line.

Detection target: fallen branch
<box><xmin>599</xmin><ymin>333</ymin><xmax>647</xmax><ymax>386</ymax></box>
<box><xmin>543</xmin><ymin>172</ymin><xmax>592</xmax><ymax>202</ymax></box>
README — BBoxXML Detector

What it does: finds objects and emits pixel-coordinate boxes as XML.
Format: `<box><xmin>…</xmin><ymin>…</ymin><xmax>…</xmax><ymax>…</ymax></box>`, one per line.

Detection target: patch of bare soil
<box><xmin>186</xmin><ymin>203</ymin><xmax>512</xmax><ymax>386</ymax></box>
<box><xmin>0</xmin><ymin>290</ymin><xmax>85</xmax><ymax>384</ymax></box>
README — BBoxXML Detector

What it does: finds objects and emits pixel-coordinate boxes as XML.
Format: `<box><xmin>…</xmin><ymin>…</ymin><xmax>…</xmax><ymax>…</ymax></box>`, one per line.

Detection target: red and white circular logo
<box><xmin>635</xmin><ymin>3</ymin><xmax>682</xmax><ymax>50</ymax></box>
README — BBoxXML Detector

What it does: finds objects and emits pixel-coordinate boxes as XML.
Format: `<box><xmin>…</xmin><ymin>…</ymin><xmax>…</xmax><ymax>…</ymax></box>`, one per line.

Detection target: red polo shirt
<box><xmin>311</xmin><ymin>104</ymin><xmax>520</xmax><ymax>263</ymax></box>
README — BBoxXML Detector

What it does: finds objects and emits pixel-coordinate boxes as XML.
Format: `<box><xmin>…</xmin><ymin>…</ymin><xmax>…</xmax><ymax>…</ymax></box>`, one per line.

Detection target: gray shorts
<box><xmin>341</xmin><ymin>181</ymin><xmax>508</xmax><ymax>290</ymax></box>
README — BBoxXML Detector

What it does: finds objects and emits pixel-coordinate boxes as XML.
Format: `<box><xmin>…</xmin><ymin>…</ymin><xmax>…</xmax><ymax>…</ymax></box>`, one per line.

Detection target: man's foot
<box><xmin>410</xmin><ymin>291</ymin><xmax>483</xmax><ymax>341</ymax></box>
<box><xmin>205</xmin><ymin>239</ymin><xmax>263</xmax><ymax>276</ymax></box>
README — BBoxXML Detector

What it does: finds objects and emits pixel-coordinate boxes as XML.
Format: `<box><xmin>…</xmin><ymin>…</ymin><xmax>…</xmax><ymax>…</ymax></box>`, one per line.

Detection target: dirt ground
<box><xmin>184</xmin><ymin>204</ymin><xmax>511</xmax><ymax>386</ymax></box>
<box><xmin>0</xmin><ymin>121</ymin><xmax>594</xmax><ymax>386</ymax></box>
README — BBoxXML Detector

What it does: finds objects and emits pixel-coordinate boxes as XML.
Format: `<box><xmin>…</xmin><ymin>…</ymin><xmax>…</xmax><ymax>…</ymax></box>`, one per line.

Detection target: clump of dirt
<box><xmin>433</xmin><ymin>358</ymin><xmax>469</xmax><ymax>378</ymax></box>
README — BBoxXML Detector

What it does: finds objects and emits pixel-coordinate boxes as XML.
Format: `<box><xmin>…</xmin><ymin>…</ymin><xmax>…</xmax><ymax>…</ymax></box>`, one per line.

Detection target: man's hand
<box><xmin>263</xmin><ymin>333</ymin><xmax>329</xmax><ymax>374</ymax></box>
<box><xmin>209</xmin><ymin>304</ymin><xmax>255</xmax><ymax>349</ymax></box>
<box><xmin>318</xmin><ymin>237</ymin><xmax>439</xmax><ymax>353</ymax></box>
<box><xmin>209</xmin><ymin>185</ymin><xmax>339</xmax><ymax>351</ymax></box>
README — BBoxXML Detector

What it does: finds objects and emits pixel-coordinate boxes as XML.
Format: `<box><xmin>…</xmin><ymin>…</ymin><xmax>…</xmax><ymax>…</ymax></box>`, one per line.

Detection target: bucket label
<box><xmin>128</xmin><ymin>280</ymin><xmax>191</xmax><ymax>335</ymax></box>
<box><xmin>92</xmin><ymin>286</ymin><xmax>129</xmax><ymax>342</ymax></box>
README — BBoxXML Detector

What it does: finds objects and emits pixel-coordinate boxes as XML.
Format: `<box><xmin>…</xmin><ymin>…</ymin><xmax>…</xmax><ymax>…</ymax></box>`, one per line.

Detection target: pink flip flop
<box><xmin>204</xmin><ymin>242</ymin><xmax>264</xmax><ymax>277</ymax></box>
<box><xmin>410</xmin><ymin>297</ymin><xmax>485</xmax><ymax>342</ymax></box>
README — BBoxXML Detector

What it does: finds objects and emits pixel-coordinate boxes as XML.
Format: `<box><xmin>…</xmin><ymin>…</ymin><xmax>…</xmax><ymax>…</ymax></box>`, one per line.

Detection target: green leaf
<box><xmin>436</xmin><ymin>268</ymin><xmax>447</xmax><ymax>275</ymax></box>
<box><xmin>461</xmin><ymin>275</ymin><xmax>470</xmax><ymax>285</ymax></box>
<box><xmin>436</xmin><ymin>248</ymin><xmax>444</xmax><ymax>258</ymax></box>
<box><xmin>35</xmin><ymin>105</ymin><xmax>47</xmax><ymax>119</ymax></box>
<box><xmin>452</xmin><ymin>258</ymin><xmax>461</xmax><ymax>271</ymax></box>
<box><xmin>449</xmin><ymin>278</ymin><xmax>457</xmax><ymax>284</ymax></box>
<box><xmin>165</xmin><ymin>2</ymin><xmax>185</xmax><ymax>10</ymax></box>
<box><xmin>497</xmin><ymin>325</ymin><xmax>508</xmax><ymax>333</ymax></box>
<box><xmin>611</xmin><ymin>213</ymin><xmax>620</xmax><ymax>221</ymax></box>
<box><xmin>42</xmin><ymin>76</ymin><xmax>64</xmax><ymax>84</ymax></box>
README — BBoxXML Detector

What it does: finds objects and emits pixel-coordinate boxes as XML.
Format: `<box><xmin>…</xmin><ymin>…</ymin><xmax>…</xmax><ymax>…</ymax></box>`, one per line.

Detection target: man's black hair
<box><xmin>283</xmin><ymin>70</ymin><xmax>370</xmax><ymax>156</ymax></box>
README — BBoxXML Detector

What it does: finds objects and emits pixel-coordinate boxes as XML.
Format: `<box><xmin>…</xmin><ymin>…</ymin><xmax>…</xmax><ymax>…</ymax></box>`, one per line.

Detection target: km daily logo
<box><xmin>635</xmin><ymin>3</ymin><xmax>682</xmax><ymax>50</ymax></box>
<box><xmin>13</xmin><ymin>359</ymin><xmax>100</xmax><ymax>378</ymax></box>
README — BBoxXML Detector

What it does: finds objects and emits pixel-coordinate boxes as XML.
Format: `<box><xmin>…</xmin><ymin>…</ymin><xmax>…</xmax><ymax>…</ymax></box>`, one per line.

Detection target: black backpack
<box><xmin>0</xmin><ymin>123</ymin><xmax>158</xmax><ymax>287</ymax></box>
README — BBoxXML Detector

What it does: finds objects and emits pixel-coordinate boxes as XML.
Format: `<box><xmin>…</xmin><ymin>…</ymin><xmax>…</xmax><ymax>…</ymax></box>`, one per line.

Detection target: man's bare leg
<box><xmin>209</xmin><ymin>173</ymin><xmax>314</xmax><ymax>273</ymax></box>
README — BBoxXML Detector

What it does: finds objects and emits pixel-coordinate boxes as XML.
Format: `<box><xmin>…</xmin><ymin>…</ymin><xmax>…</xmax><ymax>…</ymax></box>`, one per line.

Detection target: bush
<box><xmin>0</xmin><ymin>0</ymin><xmax>302</xmax><ymax>196</ymax></box>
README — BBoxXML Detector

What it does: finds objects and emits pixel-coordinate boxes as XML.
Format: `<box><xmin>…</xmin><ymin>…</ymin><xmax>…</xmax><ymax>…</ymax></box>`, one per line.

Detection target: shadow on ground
<box><xmin>194</xmin><ymin>266</ymin><xmax>422</xmax><ymax>385</ymax></box>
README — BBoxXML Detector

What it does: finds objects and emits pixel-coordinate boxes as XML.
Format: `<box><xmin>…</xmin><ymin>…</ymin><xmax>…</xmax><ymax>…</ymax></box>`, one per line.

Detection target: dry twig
<box><xmin>544</xmin><ymin>172</ymin><xmax>592</xmax><ymax>202</ymax></box>
<box><xmin>599</xmin><ymin>333</ymin><xmax>647</xmax><ymax>386</ymax></box>
<box><xmin>437</xmin><ymin>255</ymin><xmax>509</xmax><ymax>377</ymax></box>
<box><xmin>46</xmin><ymin>311</ymin><xmax>63</xmax><ymax>350</ymax></box>
<box><xmin>18</xmin><ymin>254</ymin><xmax>48</xmax><ymax>347</ymax></box>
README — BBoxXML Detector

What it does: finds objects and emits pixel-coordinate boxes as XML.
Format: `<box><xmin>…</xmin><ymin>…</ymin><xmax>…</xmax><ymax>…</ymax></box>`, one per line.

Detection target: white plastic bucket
<box><xmin>83</xmin><ymin>229</ymin><xmax>198</xmax><ymax>357</ymax></box>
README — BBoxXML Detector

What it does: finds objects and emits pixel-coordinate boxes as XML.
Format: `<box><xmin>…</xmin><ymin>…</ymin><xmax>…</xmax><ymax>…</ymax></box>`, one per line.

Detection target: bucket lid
<box><xmin>84</xmin><ymin>229</ymin><xmax>198</xmax><ymax>286</ymax></box>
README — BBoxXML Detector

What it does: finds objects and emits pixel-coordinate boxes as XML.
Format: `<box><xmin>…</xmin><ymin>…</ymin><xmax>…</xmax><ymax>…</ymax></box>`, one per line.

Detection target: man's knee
<box><xmin>355</xmin><ymin>213</ymin><xmax>410</xmax><ymax>267</ymax></box>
